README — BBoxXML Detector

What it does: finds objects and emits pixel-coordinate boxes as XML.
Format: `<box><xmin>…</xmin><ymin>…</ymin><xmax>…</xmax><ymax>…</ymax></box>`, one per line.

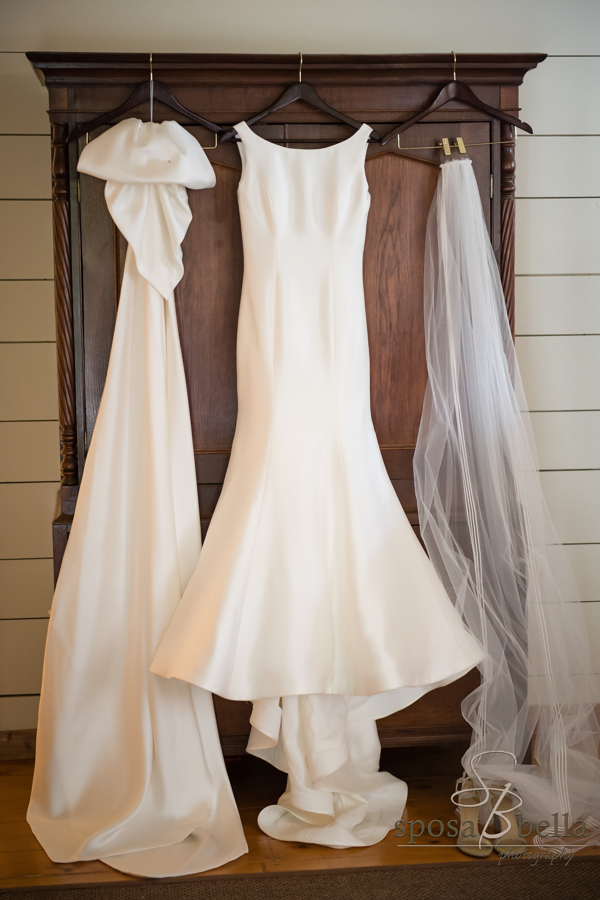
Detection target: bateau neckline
<box><xmin>235</xmin><ymin>121</ymin><xmax>371</xmax><ymax>152</ymax></box>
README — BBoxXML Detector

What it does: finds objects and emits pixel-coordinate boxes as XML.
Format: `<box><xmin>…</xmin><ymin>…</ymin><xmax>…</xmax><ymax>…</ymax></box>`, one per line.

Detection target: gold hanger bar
<box><xmin>397</xmin><ymin>134</ymin><xmax>517</xmax><ymax>153</ymax></box>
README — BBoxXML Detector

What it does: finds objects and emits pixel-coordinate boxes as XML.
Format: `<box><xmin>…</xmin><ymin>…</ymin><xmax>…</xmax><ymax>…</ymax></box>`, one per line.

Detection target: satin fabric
<box><xmin>151</xmin><ymin>122</ymin><xmax>484</xmax><ymax>699</ymax></box>
<box><xmin>151</xmin><ymin>122</ymin><xmax>485</xmax><ymax>846</ymax></box>
<box><xmin>27</xmin><ymin>119</ymin><xmax>248</xmax><ymax>877</ymax></box>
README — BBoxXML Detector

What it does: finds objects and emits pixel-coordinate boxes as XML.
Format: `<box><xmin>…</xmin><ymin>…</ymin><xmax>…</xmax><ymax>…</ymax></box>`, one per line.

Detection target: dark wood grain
<box><xmin>364</xmin><ymin>151</ymin><xmax>437</xmax><ymax>447</ymax></box>
<box><xmin>50</xmin><ymin>124</ymin><xmax>78</xmax><ymax>582</ymax></box>
<box><xmin>79</xmin><ymin>170</ymin><xmax>118</xmax><ymax>444</ymax></box>
<box><xmin>52</xmin><ymin>514</ymin><xmax>71</xmax><ymax>587</ymax></box>
<box><xmin>51</xmin><ymin>124</ymin><xmax>77</xmax><ymax>487</ymax></box>
<box><xmin>177</xmin><ymin>156</ymin><xmax>243</xmax><ymax>452</ymax></box>
<box><xmin>27</xmin><ymin>51</ymin><xmax>547</xmax><ymax>90</ymax></box>
<box><xmin>500</xmin><ymin>122</ymin><xmax>516</xmax><ymax>335</ymax></box>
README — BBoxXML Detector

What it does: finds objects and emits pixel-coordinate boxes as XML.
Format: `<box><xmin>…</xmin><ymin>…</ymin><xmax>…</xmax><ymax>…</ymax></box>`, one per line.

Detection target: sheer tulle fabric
<box><xmin>27</xmin><ymin>120</ymin><xmax>248</xmax><ymax>877</ymax></box>
<box><xmin>414</xmin><ymin>157</ymin><xmax>600</xmax><ymax>850</ymax></box>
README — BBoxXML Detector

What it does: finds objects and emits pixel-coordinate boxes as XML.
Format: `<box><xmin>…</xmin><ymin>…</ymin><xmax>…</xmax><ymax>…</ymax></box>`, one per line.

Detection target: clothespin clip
<box><xmin>441</xmin><ymin>137</ymin><xmax>451</xmax><ymax>156</ymax></box>
<box><xmin>456</xmin><ymin>136</ymin><xmax>467</xmax><ymax>155</ymax></box>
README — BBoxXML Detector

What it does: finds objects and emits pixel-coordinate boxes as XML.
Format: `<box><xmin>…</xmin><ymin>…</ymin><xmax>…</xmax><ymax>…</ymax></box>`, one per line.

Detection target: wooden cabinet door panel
<box><xmin>77</xmin><ymin>119</ymin><xmax>487</xmax><ymax>750</ymax></box>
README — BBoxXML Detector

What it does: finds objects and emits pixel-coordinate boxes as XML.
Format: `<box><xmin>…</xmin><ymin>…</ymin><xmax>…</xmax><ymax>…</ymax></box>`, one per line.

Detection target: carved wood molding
<box><xmin>500</xmin><ymin>122</ymin><xmax>516</xmax><ymax>335</ymax></box>
<box><xmin>28</xmin><ymin>52</ymin><xmax>548</xmax><ymax>88</ymax></box>
<box><xmin>51</xmin><ymin>123</ymin><xmax>78</xmax><ymax>487</ymax></box>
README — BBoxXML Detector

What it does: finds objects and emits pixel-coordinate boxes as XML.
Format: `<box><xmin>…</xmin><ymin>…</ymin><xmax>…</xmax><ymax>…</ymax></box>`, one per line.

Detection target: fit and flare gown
<box><xmin>151</xmin><ymin>121</ymin><xmax>486</xmax><ymax>847</ymax></box>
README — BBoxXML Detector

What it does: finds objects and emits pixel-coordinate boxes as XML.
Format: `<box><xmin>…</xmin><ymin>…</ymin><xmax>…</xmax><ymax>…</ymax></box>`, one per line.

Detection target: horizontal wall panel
<box><xmin>0</xmin><ymin>343</ymin><xmax>58</xmax><ymax>420</ymax></box>
<box><xmin>0</xmin><ymin>695</ymin><xmax>39</xmax><ymax>731</ymax></box>
<box><xmin>0</xmin><ymin>54</ymin><xmax>50</xmax><ymax>135</ymax></box>
<box><xmin>0</xmin><ymin>482</ymin><xmax>58</xmax><ymax>559</ymax></box>
<box><xmin>516</xmin><ymin>136</ymin><xmax>600</xmax><ymax>199</ymax></box>
<box><xmin>0</xmin><ymin>421</ymin><xmax>59</xmax><ymax>482</ymax></box>
<box><xmin>0</xmin><ymin>558</ymin><xmax>53</xmax><ymax>619</ymax></box>
<box><xmin>516</xmin><ymin>336</ymin><xmax>600</xmax><ymax>411</ymax></box>
<box><xmin>515</xmin><ymin>275</ymin><xmax>600</xmax><ymax>336</ymax></box>
<box><xmin>539</xmin><ymin>471</ymin><xmax>600</xmax><ymax>545</ymax></box>
<box><xmin>583</xmin><ymin>602</ymin><xmax>600</xmax><ymax>673</ymax></box>
<box><xmin>0</xmin><ymin>200</ymin><xmax>52</xmax><ymax>280</ymax></box>
<box><xmin>515</xmin><ymin>199</ymin><xmax>600</xmax><ymax>275</ymax></box>
<box><xmin>0</xmin><ymin>618</ymin><xmax>47</xmax><ymax>694</ymax></box>
<box><xmin>0</xmin><ymin>136</ymin><xmax>50</xmax><ymax>198</ymax></box>
<box><xmin>564</xmin><ymin>545</ymin><xmax>600</xmax><ymax>606</ymax></box>
<box><xmin>519</xmin><ymin>57</ymin><xmax>600</xmax><ymax>136</ymax></box>
<box><xmin>516</xmin><ymin>335</ymin><xmax>600</xmax><ymax>411</ymax></box>
<box><xmin>529</xmin><ymin>411</ymin><xmax>600</xmax><ymax>470</ymax></box>
<box><xmin>0</xmin><ymin>280</ymin><xmax>55</xmax><ymax>342</ymax></box>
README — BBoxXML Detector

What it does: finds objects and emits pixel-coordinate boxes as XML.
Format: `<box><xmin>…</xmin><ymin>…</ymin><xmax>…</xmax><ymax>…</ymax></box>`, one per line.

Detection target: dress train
<box><xmin>247</xmin><ymin>669</ymin><xmax>474</xmax><ymax>846</ymax></box>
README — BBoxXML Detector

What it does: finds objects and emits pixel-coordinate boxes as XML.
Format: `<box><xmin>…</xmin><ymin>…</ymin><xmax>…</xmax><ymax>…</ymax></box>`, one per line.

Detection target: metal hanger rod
<box><xmin>227</xmin><ymin>136</ymin><xmax>380</xmax><ymax>144</ymax></box>
<box><xmin>397</xmin><ymin>134</ymin><xmax>517</xmax><ymax>151</ymax></box>
<box><xmin>150</xmin><ymin>51</ymin><xmax>154</xmax><ymax>123</ymax></box>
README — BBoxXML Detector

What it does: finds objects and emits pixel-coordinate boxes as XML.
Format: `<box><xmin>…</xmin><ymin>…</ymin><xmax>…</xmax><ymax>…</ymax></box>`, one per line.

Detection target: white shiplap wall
<box><xmin>516</xmin><ymin>57</ymin><xmax>600</xmax><ymax>663</ymax></box>
<box><xmin>0</xmin><ymin>47</ymin><xmax>599</xmax><ymax>728</ymax></box>
<box><xmin>0</xmin><ymin>53</ymin><xmax>55</xmax><ymax>730</ymax></box>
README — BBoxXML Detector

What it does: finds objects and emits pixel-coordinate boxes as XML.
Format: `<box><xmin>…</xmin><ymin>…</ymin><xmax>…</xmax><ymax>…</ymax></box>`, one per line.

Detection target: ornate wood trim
<box><xmin>27</xmin><ymin>52</ymin><xmax>548</xmax><ymax>87</ymax></box>
<box><xmin>500</xmin><ymin>122</ymin><xmax>516</xmax><ymax>335</ymax></box>
<box><xmin>51</xmin><ymin>123</ymin><xmax>77</xmax><ymax>488</ymax></box>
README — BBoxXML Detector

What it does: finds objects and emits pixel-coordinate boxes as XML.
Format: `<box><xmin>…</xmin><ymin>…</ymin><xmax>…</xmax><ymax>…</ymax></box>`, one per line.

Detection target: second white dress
<box><xmin>151</xmin><ymin>121</ymin><xmax>485</xmax><ymax>846</ymax></box>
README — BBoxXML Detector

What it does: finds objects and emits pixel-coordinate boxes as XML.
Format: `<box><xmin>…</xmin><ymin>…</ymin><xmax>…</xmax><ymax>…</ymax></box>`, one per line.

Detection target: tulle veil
<box><xmin>414</xmin><ymin>157</ymin><xmax>600</xmax><ymax>851</ymax></box>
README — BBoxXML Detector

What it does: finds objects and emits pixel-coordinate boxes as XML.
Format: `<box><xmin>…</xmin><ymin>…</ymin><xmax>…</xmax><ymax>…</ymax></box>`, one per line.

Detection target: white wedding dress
<box><xmin>27</xmin><ymin>120</ymin><xmax>248</xmax><ymax>877</ymax></box>
<box><xmin>151</xmin><ymin>122</ymin><xmax>485</xmax><ymax>847</ymax></box>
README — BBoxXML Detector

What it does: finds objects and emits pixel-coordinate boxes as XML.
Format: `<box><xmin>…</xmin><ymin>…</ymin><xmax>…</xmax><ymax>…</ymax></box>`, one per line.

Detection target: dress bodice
<box><xmin>235</xmin><ymin>120</ymin><xmax>372</xmax><ymax>242</ymax></box>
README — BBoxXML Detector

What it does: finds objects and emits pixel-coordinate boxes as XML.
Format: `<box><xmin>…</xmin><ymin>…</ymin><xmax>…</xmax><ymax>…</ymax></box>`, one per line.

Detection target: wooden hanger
<box><xmin>221</xmin><ymin>53</ymin><xmax>381</xmax><ymax>143</ymax></box>
<box><xmin>68</xmin><ymin>52</ymin><xmax>222</xmax><ymax>143</ymax></box>
<box><xmin>379</xmin><ymin>52</ymin><xmax>532</xmax><ymax>146</ymax></box>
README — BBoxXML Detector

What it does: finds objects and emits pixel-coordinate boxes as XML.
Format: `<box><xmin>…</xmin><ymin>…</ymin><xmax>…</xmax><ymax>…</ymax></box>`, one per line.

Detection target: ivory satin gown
<box><xmin>151</xmin><ymin>122</ymin><xmax>485</xmax><ymax>847</ymax></box>
<box><xmin>27</xmin><ymin>120</ymin><xmax>248</xmax><ymax>877</ymax></box>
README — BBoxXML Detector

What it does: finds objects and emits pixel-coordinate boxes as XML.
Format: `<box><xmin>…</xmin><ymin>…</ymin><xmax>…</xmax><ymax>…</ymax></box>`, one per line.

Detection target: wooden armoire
<box><xmin>28</xmin><ymin>51</ymin><xmax>545</xmax><ymax>754</ymax></box>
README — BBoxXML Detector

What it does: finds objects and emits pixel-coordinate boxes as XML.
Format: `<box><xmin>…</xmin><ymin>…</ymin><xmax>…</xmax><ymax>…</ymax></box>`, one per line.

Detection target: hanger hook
<box><xmin>299</xmin><ymin>52</ymin><xmax>303</xmax><ymax>83</ymax></box>
<box><xmin>452</xmin><ymin>50</ymin><xmax>456</xmax><ymax>81</ymax></box>
<box><xmin>149</xmin><ymin>51</ymin><xmax>154</xmax><ymax>123</ymax></box>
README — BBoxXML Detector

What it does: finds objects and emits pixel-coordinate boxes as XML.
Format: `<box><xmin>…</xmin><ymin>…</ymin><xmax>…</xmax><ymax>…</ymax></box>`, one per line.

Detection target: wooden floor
<box><xmin>1</xmin><ymin>744</ymin><xmax>598</xmax><ymax>890</ymax></box>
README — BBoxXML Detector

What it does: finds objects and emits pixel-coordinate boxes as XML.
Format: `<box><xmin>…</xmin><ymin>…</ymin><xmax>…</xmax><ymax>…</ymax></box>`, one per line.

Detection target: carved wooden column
<box><xmin>51</xmin><ymin>123</ymin><xmax>77</xmax><ymax>487</ymax></box>
<box><xmin>500</xmin><ymin>122</ymin><xmax>516</xmax><ymax>335</ymax></box>
<box><xmin>51</xmin><ymin>122</ymin><xmax>77</xmax><ymax>581</ymax></box>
